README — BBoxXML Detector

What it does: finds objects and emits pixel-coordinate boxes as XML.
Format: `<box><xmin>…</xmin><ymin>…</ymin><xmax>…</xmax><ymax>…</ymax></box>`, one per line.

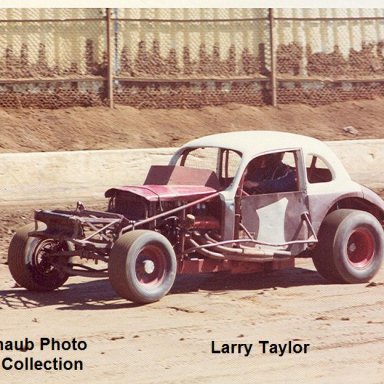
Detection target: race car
<box><xmin>8</xmin><ymin>131</ymin><xmax>384</xmax><ymax>303</ymax></box>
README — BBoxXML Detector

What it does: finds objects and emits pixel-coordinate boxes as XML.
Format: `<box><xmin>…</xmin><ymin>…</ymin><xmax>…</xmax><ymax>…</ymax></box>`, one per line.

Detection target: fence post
<box><xmin>268</xmin><ymin>8</ymin><xmax>277</xmax><ymax>107</ymax></box>
<box><xmin>106</xmin><ymin>8</ymin><xmax>114</xmax><ymax>108</ymax></box>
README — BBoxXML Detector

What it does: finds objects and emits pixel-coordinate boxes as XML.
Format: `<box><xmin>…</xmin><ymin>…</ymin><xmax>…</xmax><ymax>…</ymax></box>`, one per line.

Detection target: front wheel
<box><xmin>8</xmin><ymin>223</ymin><xmax>70</xmax><ymax>291</ymax></box>
<box><xmin>109</xmin><ymin>230</ymin><xmax>177</xmax><ymax>304</ymax></box>
<box><xmin>312</xmin><ymin>209</ymin><xmax>384</xmax><ymax>283</ymax></box>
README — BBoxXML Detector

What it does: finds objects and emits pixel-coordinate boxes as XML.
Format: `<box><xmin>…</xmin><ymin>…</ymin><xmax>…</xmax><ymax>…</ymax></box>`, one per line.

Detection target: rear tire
<box><xmin>8</xmin><ymin>223</ymin><xmax>70</xmax><ymax>291</ymax></box>
<box><xmin>312</xmin><ymin>209</ymin><xmax>384</xmax><ymax>283</ymax></box>
<box><xmin>109</xmin><ymin>230</ymin><xmax>177</xmax><ymax>304</ymax></box>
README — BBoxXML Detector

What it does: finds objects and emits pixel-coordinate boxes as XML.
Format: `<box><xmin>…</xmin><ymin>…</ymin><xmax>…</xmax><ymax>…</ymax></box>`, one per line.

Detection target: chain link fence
<box><xmin>274</xmin><ymin>9</ymin><xmax>384</xmax><ymax>105</ymax></box>
<box><xmin>112</xmin><ymin>9</ymin><xmax>271</xmax><ymax>108</ymax></box>
<box><xmin>0</xmin><ymin>8</ymin><xmax>383</xmax><ymax>108</ymax></box>
<box><xmin>0</xmin><ymin>9</ymin><xmax>107</xmax><ymax>108</ymax></box>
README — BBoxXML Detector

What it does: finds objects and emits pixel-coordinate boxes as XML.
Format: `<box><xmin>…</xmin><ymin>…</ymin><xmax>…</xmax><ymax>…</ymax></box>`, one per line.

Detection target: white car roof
<box><xmin>170</xmin><ymin>130</ymin><xmax>351</xmax><ymax>187</ymax></box>
<box><xmin>175</xmin><ymin>130</ymin><xmax>351</xmax><ymax>182</ymax></box>
<box><xmin>181</xmin><ymin>130</ymin><xmax>329</xmax><ymax>158</ymax></box>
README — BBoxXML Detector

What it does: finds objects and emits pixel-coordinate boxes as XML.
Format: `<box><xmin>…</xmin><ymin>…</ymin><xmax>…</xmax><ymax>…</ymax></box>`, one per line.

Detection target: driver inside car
<box><xmin>243</xmin><ymin>152</ymin><xmax>297</xmax><ymax>194</ymax></box>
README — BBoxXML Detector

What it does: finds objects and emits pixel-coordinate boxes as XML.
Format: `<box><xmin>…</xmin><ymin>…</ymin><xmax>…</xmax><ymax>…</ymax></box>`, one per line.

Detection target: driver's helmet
<box><xmin>265</xmin><ymin>152</ymin><xmax>284</xmax><ymax>167</ymax></box>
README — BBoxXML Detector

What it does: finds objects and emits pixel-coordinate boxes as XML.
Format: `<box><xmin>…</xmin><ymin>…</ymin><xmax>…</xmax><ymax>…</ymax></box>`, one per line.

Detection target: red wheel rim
<box><xmin>135</xmin><ymin>245</ymin><xmax>166</xmax><ymax>286</ymax></box>
<box><xmin>346</xmin><ymin>228</ymin><xmax>375</xmax><ymax>267</ymax></box>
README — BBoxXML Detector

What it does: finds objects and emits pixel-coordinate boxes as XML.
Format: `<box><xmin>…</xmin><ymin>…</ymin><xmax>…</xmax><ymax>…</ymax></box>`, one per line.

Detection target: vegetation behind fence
<box><xmin>0</xmin><ymin>8</ymin><xmax>384</xmax><ymax>108</ymax></box>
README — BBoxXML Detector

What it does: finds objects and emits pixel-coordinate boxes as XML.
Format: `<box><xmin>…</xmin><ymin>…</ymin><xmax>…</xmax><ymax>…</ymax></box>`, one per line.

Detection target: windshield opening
<box><xmin>176</xmin><ymin>147</ymin><xmax>242</xmax><ymax>188</ymax></box>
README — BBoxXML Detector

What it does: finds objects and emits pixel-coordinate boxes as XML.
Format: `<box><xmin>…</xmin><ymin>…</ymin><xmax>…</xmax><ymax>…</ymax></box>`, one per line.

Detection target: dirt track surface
<box><xmin>1</xmin><ymin>100</ymin><xmax>384</xmax><ymax>383</ymax></box>
<box><xmin>0</xmin><ymin>259</ymin><xmax>383</xmax><ymax>383</ymax></box>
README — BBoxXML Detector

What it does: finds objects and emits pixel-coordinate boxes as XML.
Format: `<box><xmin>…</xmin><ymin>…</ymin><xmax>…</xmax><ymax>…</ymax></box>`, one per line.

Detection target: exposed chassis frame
<box><xmin>29</xmin><ymin>193</ymin><xmax>317</xmax><ymax>278</ymax></box>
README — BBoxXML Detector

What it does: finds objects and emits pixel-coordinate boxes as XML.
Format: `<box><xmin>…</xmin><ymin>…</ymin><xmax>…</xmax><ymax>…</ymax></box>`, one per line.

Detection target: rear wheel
<box><xmin>109</xmin><ymin>230</ymin><xmax>177</xmax><ymax>304</ymax></box>
<box><xmin>8</xmin><ymin>223</ymin><xmax>70</xmax><ymax>291</ymax></box>
<box><xmin>312</xmin><ymin>209</ymin><xmax>384</xmax><ymax>283</ymax></box>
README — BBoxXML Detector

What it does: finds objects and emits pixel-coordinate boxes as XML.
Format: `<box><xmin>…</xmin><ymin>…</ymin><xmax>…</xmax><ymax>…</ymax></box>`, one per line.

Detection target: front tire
<box><xmin>312</xmin><ymin>209</ymin><xmax>384</xmax><ymax>283</ymax></box>
<box><xmin>8</xmin><ymin>223</ymin><xmax>70</xmax><ymax>291</ymax></box>
<box><xmin>109</xmin><ymin>230</ymin><xmax>177</xmax><ymax>304</ymax></box>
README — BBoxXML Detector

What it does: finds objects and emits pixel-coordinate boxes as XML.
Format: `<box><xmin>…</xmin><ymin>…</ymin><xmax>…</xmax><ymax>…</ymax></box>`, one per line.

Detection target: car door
<box><xmin>239</xmin><ymin>150</ymin><xmax>310</xmax><ymax>254</ymax></box>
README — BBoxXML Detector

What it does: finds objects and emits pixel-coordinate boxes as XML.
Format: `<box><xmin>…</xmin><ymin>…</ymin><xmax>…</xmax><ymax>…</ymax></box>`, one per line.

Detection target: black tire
<box><xmin>312</xmin><ymin>209</ymin><xmax>384</xmax><ymax>283</ymax></box>
<box><xmin>109</xmin><ymin>230</ymin><xmax>177</xmax><ymax>304</ymax></box>
<box><xmin>8</xmin><ymin>223</ymin><xmax>70</xmax><ymax>291</ymax></box>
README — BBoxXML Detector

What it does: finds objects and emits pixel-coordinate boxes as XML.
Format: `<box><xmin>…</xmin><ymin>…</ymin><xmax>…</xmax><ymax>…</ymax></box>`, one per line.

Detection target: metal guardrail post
<box><xmin>268</xmin><ymin>8</ymin><xmax>277</xmax><ymax>107</ymax></box>
<box><xmin>106</xmin><ymin>8</ymin><xmax>114</xmax><ymax>108</ymax></box>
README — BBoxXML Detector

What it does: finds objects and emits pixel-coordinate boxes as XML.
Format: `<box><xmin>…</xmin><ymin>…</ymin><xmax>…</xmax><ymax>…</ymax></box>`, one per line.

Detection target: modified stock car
<box><xmin>8</xmin><ymin>131</ymin><xmax>384</xmax><ymax>303</ymax></box>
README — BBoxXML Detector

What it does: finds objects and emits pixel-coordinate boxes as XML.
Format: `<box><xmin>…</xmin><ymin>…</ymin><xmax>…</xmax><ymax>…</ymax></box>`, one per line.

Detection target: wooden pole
<box><xmin>106</xmin><ymin>8</ymin><xmax>114</xmax><ymax>108</ymax></box>
<box><xmin>268</xmin><ymin>8</ymin><xmax>277</xmax><ymax>107</ymax></box>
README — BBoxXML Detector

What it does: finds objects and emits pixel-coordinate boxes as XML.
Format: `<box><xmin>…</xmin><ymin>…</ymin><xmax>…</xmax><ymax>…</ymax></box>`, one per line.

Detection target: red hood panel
<box><xmin>105</xmin><ymin>185</ymin><xmax>218</xmax><ymax>202</ymax></box>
